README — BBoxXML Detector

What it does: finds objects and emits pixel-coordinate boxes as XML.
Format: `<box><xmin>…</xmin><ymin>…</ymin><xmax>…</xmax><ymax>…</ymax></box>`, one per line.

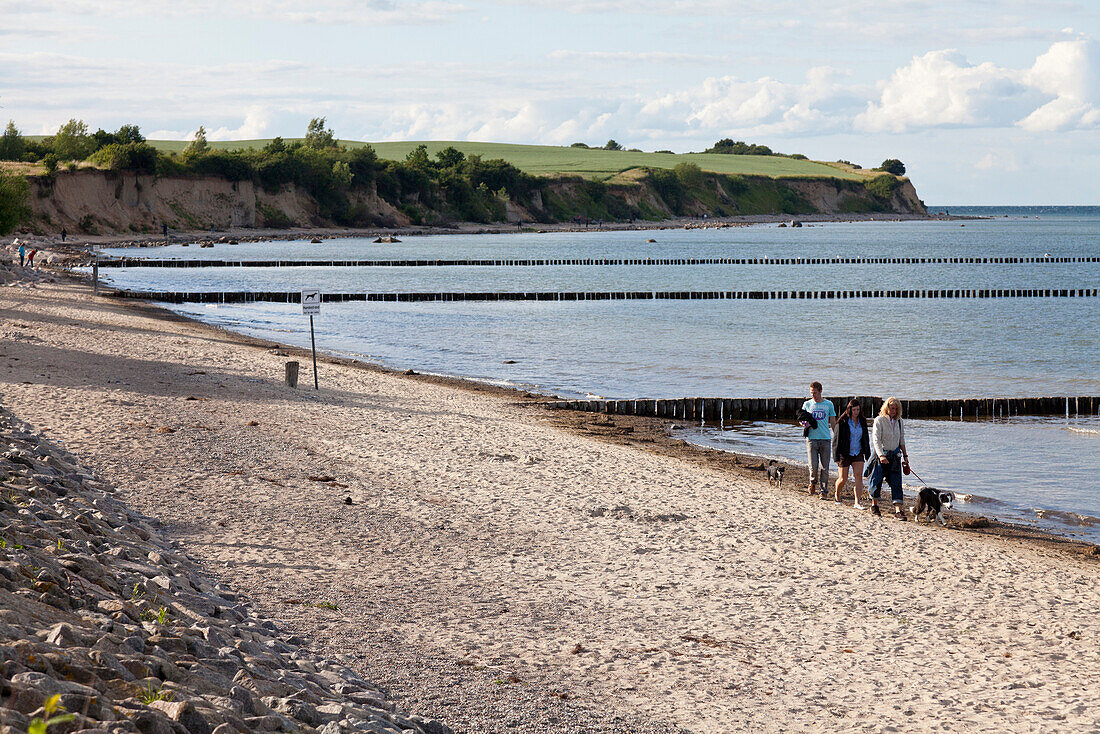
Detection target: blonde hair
<box><xmin>879</xmin><ymin>396</ymin><xmax>903</xmax><ymax>418</ymax></box>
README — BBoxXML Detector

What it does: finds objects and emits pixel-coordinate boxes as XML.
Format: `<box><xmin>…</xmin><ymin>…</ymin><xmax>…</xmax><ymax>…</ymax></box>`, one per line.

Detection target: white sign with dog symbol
<box><xmin>302</xmin><ymin>290</ymin><xmax>322</xmax><ymax>315</ymax></box>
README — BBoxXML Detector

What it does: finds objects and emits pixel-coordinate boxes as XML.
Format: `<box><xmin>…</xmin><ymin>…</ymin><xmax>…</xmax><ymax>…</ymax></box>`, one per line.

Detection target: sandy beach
<box><xmin>3</xmin><ymin>272</ymin><xmax>1099</xmax><ymax>732</ymax></box>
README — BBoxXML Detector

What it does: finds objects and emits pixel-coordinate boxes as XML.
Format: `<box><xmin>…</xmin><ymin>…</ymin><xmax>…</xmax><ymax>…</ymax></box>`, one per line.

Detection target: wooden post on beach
<box><xmin>93</xmin><ymin>247</ymin><xmax>99</xmax><ymax>296</ymax></box>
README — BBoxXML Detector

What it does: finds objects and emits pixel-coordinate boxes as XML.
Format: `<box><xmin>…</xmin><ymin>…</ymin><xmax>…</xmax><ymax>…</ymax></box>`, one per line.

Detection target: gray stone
<box><xmin>269</xmin><ymin>697</ymin><xmax>321</xmax><ymax>726</ymax></box>
<box><xmin>242</xmin><ymin>715</ymin><xmax>284</xmax><ymax>732</ymax></box>
<box><xmin>45</xmin><ymin>622</ymin><xmax>83</xmax><ymax>646</ymax></box>
<box><xmin>149</xmin><ymin>701</ymin><xmax>212</xmax><ymax>734</ymax></box>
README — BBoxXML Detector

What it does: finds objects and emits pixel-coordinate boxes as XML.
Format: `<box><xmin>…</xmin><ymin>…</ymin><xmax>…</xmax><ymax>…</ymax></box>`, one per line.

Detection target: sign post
<box><xmin>302</xmin><ymin>290</ymin><xmax>321</xmax><ymax>390</ymax></box>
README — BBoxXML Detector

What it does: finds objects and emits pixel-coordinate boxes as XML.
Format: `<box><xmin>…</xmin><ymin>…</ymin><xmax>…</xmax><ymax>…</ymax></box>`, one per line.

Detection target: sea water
<box><xmin>95</xmin><ymin>208</ymin><xmax>1100</xmax><ymax>538</ymax></box>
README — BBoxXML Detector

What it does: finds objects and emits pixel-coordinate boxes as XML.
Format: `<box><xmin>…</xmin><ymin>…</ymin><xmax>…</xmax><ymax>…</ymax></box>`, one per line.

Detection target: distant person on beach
<box><xmin>802</xmin><ymin>381</ymin><xmax>836</xmax><ymax>497</ymax></box>
<box><xmin>162</xmin><ymin>223</ymin><xmax>169</xmax><ymax>239</ymax></box>
<box><xmin>833</xmin><ymin>399</ymin><xmax>870</xmax><ymax>507</ymax></box>
<box><xmin>26</xmin><ymin>249</ymin><xmax>37</xmax><ymax>268</ymax></box>
<box><xmin>61</xmin><ymin>229</ymin><xmax>67</xmax><ymax>243</ymax></box>
<box><xmin>868</xmin><ymin>396</ymin><xmax>908</xmax><ymax>519</ymax></box>
<box><xmin>18</xmin><ymin>244</ymin><xmax>25</xmax><ymax>267</ymax></box>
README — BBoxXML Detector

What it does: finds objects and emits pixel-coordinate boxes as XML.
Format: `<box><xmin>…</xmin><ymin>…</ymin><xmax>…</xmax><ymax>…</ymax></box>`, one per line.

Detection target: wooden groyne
<box><xmin>113</xmin><ymin>288</ymin><xmax>1100</xmax><ymax>304</ymax></box>
<box><xmin>544</xmin><ymin>395</ymin><xmax>1100</xmax><ymax>421</ymax></box>
<box><xmin>96</xmin><ymin>255</ymin><xmax>1100</xmax><ymax>269</ymax></box>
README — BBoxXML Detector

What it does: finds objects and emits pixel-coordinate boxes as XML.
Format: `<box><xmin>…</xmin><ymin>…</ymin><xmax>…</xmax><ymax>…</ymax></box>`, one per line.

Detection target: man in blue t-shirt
<box><xmin>802</xmin><ymin>381</ymin><xmax>837</xmax><ymax>497</ymax></box>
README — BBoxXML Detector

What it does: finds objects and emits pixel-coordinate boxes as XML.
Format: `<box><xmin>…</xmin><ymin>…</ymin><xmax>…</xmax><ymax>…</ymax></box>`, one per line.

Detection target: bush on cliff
<box><xmin>0</xmin><ymin>121</ymin><xmax>26</xmax><ymax>162</ymax></box>
<box><xmin>88</xmin><ymin>142</ymin><xmax>159</xmax><ymax>173</ymax></box>
<box><xmin>49</xmin><ymin>119</ymin><xmax>96</xmax><ymax>161</ymax></box>
<box><xmin>864</xmin><ymin>174</ymin><xmax>899</xmax><ymax>202</ymax></box>
<box><xmin>705</xmin><ymin>138</ymin><xmax>808</xmax><ymax>160</ymax></box>
<box><xmin>0</xmin><ymin>171</ymin><xmax>31</xmax><ymax>235</ymax></box>
<box><xmin>878</xmin><ymin>158</ymin><xmax>906</xmax><ymax>176</ymax></box>
<box><xmin>93</xmin><ymin>124</ymin><xmax>146</xmax><ymax>149</ymax></box>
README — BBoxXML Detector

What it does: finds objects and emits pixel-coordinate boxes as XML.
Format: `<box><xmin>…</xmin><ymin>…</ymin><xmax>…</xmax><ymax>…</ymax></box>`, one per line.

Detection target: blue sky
<box><xmin>2</xmin><ymin>0</ymin><xmax>1097</xmax><ymax>204</ymax></box>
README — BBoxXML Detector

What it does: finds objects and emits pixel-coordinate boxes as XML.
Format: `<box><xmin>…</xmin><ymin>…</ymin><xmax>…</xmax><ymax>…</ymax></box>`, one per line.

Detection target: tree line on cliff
<box><xmin>0</xmin><ymin>119</ymin><xmax>910</xmax><ymax>235</ymax></box>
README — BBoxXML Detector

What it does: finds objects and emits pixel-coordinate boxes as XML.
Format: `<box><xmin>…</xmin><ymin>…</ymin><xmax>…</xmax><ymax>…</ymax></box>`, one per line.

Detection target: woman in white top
<box><xmin>868</xmin><ymin>396</ymin><xmax>908</xmax><ymax>519</ymax></box>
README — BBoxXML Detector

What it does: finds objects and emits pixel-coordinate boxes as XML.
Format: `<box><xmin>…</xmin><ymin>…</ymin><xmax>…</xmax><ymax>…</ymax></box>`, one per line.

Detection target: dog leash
<box><xmin>904</xmin><ymin>459</ymin><xmax>930</xmax><ymax>486</ymax></box>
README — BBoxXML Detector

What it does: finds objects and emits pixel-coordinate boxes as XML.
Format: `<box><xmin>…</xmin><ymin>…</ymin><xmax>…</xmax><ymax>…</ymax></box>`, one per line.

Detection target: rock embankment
<box><xmin>0</xmin><ymin>407</ymin><xmax>450</xmax><ymax>734</ymax></box>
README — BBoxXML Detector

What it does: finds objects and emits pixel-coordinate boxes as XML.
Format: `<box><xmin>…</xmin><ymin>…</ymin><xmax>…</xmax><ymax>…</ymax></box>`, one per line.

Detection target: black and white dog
<box><xmin>912</xmin><ymin>487</ymin><xmax>955</xmax><ymax>526</ymax></box>
<box><xmin>766</xmin><ymin>460</ymin><xmax>785</xmax><ymax>488</ymax></box>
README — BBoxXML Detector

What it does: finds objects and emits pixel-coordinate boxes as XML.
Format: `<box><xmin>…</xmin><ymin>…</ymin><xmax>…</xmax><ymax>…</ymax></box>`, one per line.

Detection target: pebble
<box><xmin>0</xmin><ymin>407</ymin><xmax>451</xmax><ymax>734</ymax></box>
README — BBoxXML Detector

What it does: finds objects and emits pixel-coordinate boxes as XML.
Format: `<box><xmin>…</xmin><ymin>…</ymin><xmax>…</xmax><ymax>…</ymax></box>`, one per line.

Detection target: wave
<box><xmin>1065</xmin><ymin>426</ymin><xmax>1100</xmax><ymax>436</ymax></box>
<box><xmin>1032</xmin><ymin>508</ymin><xmax>1100</xmax><ymax>527</ymax></box>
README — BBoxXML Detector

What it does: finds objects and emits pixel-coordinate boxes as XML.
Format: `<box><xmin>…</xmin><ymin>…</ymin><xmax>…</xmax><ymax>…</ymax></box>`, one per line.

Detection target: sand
<box><xmin>2</xmin><ymin>276</ymin><xmax>1099</xmax><ymax>733</ymax></box>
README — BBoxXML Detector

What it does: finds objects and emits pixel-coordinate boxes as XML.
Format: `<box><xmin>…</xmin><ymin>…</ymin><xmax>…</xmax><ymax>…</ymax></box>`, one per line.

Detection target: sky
<box><xmin>2</xmin><ymin>0</ymin><xmax>1098</xmax><ymax>204</ymax></box>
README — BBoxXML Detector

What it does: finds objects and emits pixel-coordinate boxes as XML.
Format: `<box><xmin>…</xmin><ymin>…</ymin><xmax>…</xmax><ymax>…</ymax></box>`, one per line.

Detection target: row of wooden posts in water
<box><xmin>114</xmin><ymin>288</ymin><xmax>1100</xmax><ymax>303</ymax></box>
<box><xmin>96</xmin><ymin>255</ymin><xmax>1100</xmax><ymax>268</ymax></box>
<box><xmin>544</xmin><ymin>395</ymin><xmax>1100</xmax><ymax>421</ymax></box>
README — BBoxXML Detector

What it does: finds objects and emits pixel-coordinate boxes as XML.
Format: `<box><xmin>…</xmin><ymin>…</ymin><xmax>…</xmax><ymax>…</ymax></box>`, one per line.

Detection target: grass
<box><xmin>28</xmin><ymin>694</ymin><xmax>74</xmax><ymax>734</ymax></box>
<box><xmin>0</xmin><ymin>161</ymin><xmax>46</xmax><ymax>175</ymax></box>
<box><xmin>140</xmin><ymin>606</ymin><xmax>170</xmax><ymax>624</ymax></box>
<box><xmin>136</xmin><ymin>138</ymin><xmax>867</xmax><ymax>181</ymax></box>
<box><xmin>136</xmin><ymin>683</ymin><xmax>173</xmax><ymax>704</ymax></box>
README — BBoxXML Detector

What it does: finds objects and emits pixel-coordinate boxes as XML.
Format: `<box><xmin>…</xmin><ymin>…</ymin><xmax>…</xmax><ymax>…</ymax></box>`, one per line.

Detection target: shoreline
<box><xmin>93</xmin><ymin>268</ymin><xmax>1100</xmax><ymax>550</ymax></box>
<box><xmin>88</xmin><ymin>269</ymin><xmax>1100</xmax><ymax>558</ymax></box>
<box><xmin>12</xmin><ymin>262</ymin><xmax>1099</xmax><ymax>555</ymax></box>
<box><xmin>5</xmin><ymin>268</ymin><xmax>1100</xmax><ymax>731</ymax></box>
<box><xmin>4</xmin><ymin>211</ymin><xmax>974</xmax><ymax>252</ymax></box>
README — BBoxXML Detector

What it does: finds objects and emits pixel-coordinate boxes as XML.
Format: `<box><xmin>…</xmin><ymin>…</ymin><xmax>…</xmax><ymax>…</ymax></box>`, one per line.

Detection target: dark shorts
<box><xmin>837</xmin><ymin>453</ymin><xmax>865</xmax><ymax>468</ymax></box>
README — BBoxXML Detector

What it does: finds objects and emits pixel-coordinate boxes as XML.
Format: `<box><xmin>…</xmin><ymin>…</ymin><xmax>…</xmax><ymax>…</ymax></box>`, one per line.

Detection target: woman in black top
<box><xmin>832</xmin><ymin>399</ymin><xmax>871</xmax><ymax>507</ymax></box>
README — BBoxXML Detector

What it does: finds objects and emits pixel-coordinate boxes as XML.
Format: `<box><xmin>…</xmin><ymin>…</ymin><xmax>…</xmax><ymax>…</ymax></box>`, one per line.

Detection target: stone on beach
<box><xmin>0</xmin><ymin>406</ymin><xmax>451</xmax><ymax>734</ymax></box>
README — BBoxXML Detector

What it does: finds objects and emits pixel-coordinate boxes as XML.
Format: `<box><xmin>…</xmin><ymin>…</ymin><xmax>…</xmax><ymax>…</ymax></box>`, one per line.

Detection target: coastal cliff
<box><xmin>21</xmin><ymin>168</ymin><xmax>926</xmax><ymax>235</ymax></box>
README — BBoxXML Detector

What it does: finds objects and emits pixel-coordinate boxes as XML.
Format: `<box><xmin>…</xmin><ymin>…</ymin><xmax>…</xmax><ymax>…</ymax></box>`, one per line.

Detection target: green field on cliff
<box><xmin>144</xmin><ymin>139</ymin><xmax>866</xmax><ymax>181</ymax></box>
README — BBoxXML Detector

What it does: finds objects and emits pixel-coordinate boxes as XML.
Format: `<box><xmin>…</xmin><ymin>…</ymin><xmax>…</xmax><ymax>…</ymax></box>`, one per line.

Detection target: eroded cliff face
<box><xmin>23</xmin><ymin>169</ymin><xmax>927</xmax><ymax>235</ymax></box>
<box><xmin>27</xmin><ymin>171</ymin><xmax>410</xmax><ymax>234</ymax></box>
<box><xmin>784</xmin><ymin>178</ymin><xmax>926</xmax><ymax>215</ymax></box>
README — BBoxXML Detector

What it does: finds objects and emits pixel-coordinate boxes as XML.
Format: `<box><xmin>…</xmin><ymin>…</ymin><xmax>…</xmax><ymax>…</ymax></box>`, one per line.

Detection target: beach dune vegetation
<box><xmin>50</xmin><ymin>119</ymin><xmax>95</xmax><ymax>162</ymax></box>
<box><xmin>89</xmin><ymin>142</ymin><xmax>159</xmax><ymax>173</ymax></box>
<box><xmin>305</xmin><ymin>117</ymin><xmax>338</xmax><ymax>150</ymax></box>
<box><xmin>0</xmin><ymin>121</ymin><xmax>27</xmax><ymax>162</ymax></box>
<box><xmin>878</xmin><ymin>158</ymin><xmax>906</xmax><ymax>175</ymax></box>
<box><xmin>0</xmin><ymin>170</ymin><xmax>31</xmax><ymax>235</ymax></box>
<box><xmin>184</xmin><ymin>126</ymin><xmax>210</xmax><ymax>158</ymax></box>
<box><xmin>864</xmin><ymin>174</ymin><xmax>900</xmax><ymax>201</ymax></box>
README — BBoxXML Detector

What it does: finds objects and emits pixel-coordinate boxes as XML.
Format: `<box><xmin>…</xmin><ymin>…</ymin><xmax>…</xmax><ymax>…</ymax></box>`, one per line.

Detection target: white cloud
<box><xmin>549</xmin><ymin>50</ymin><xmax>725</xmax><ymax>64</ymax></box>
<box><xmin>1019</xmin><ymin>40</ymin><xmax>1100</xmax><ymax>130</ymax></box>
<box><xmin>975</xmin><ymin>151</ymin><xmax>1021</xmax><ymax>171</ymax></box>
<box><xmin>206</xmin><ymin>107</ymin><xmax>272</xmax><ymax>140</ymax></box>
<box><xmin>634</xmin><ymin>66</ymin><xmax>865</xmax><ymax>137</ymax></box>
<box><xmin>3</xmin><ymin>36</ymin><xmax>1098</xmax><ymax>152</ymax></box>
<box><xmin>858</xmin><ymin>40</ymin><xmax>1098</xmax><ymax>133</ymax></box>
<box><xmin>0</xmin><ymin>0</ymin><xmax>467</xmax><ymax>25</ymax></box>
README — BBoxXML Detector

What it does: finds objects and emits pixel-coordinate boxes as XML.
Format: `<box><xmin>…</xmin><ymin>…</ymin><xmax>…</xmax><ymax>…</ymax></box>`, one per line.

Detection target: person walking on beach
<box><xmin>26</xmin><ymin>249</ymin><xmax>37</xmax><ymax>268</ymax></box>
<box><xmin>802</xmin><ymin>381</ymin><xmax>837</xmax><ymax>497</ymax></box>
<box><xmin>869</xmin><ymin>396</ymin><xmax>908</xmax><ymax>519</ymax></box>
<box><xmin>18</xmin><ymin>244</ymin><xmax>25</xmax><ymax>268</ymax></box>
<box><xmin>833</xmin><ymin>399</ymin><xmax>870</xmax><ymax>507</ymax></box>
